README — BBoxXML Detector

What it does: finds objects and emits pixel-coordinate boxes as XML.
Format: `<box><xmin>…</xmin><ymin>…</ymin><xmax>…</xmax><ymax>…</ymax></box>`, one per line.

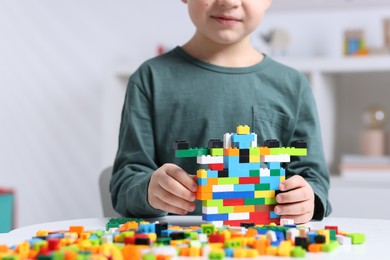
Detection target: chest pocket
<box><xmin>252</xmin><ymin>105</ymin><xmax>294</xmax><ymax>146</ymax></box>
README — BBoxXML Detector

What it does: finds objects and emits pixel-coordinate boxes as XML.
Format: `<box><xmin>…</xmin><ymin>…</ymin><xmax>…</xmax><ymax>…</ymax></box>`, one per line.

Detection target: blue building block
<box><xmin>270</xmin><ymin>211</ymin><xmax>280</xmax><ymax>218</ymax></box>
<box><xmin>224</xmin><ymin>248</ymin><xmax>234</xmax><ymax>257</ymax></box>
<box><xmin>198</xmin><ymin>178</ymin><xmax>208</xmax><ymax>186</ymax></box>
<box><xmin>307</xmin><ymin>232</ymin><xmax>318</xmax><ymax>244</ymax></box>
<box><xmin>234</xmin><ymin>184</ymin><xmax>255</xmax><ymax>192</ymax></box>
<box><xmin>268</xmin><ymin>162</ymin><xmax>281</xmax><ymax>169</ymax></box>
<box><xmin>207</xmin><ymin>170</ymin><xmax>218</xmax><ymax>178</ymax></box>
<box><xmin>213</xmin><ymin>191</ymin><xmax>254</xmax><ymax>200</ymax></box>
<box><xmin>202</xmin><ymin>213</ymin><xmax>229</xmax><ymax>221</ymax></box>
<box><xmin>231</xmin><ymin>133</ymin><xmax>255</xmax><ymax>149</ymax></box>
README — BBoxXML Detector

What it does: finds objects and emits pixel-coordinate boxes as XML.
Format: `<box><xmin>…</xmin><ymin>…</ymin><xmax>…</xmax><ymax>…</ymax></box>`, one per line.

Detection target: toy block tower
<box><xmin>174</xmin><ymin>125</ymin><xmax>307</xmax><ymax>227</ymax></box>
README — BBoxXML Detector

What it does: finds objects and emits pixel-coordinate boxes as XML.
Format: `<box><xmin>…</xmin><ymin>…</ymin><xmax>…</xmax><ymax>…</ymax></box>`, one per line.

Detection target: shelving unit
<box><xmin>277</xmin><ymin>55</ymin><xmax>390</xmax><ymax>169</ymax></box>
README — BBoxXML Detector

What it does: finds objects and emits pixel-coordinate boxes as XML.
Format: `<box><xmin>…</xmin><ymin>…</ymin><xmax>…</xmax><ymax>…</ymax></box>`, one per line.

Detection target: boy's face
<box><xmin>182</xmin><ymin>0</ymin><xmax>272</xmax><ymax>45</ymax></box>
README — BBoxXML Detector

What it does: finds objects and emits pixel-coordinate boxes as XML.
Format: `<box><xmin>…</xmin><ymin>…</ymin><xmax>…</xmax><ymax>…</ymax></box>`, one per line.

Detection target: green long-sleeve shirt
<box><xmin>110</xmin><ymin>46</ymin><xmax>332</xmax><ymax>220</ymax></box>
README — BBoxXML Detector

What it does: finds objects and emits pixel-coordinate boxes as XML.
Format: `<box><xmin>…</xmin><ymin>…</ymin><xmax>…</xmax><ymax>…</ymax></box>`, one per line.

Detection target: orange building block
<box><xmin>308</xmin><ymin>243</ymin><xmax>322</xmax><ymax>252</ymax></box>
<box><xmin>69</xmin><ymin>226</ymin><xmax>84</xmax><ymax>236</ymax></box>
<box><xmin>224</xmin><ymin>148</ymin><xmax>239</xmax><ymax>156</ymax></box>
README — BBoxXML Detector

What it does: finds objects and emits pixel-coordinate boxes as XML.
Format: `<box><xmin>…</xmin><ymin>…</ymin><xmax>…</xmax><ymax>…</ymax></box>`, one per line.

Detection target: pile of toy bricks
<box><xmin>174</xmin><ymin>125</ymin><xmax>307</xmax><ymax>226</ymax></box>
<box><xmin>0</xmin><ymin>218</ymin><xmax>365</xmax><ymax>259</ymax></box>
<box><xmin>0</xmin><ymin>187</ymin><xmax>15</xmax><ymax>233</ymax></box>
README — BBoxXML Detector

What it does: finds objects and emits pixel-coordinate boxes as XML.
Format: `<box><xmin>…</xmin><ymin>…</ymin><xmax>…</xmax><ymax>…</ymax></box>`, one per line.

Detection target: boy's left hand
<box><xmin>274</xmin><ymin>175</ymin><xmax>315</xmax><ymax>224</ymax></box>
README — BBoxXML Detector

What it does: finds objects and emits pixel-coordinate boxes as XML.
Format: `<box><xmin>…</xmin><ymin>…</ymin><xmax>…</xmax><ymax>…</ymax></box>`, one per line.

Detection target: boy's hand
<box><xmin>274</xmin><ymin>175</ymin><xmax>315</xmax><ymax>224</ymax></box>
<box><xmin>148</xmin><ymin>163</ymin><xmax>198</xmax><ymax>215</ymax></box>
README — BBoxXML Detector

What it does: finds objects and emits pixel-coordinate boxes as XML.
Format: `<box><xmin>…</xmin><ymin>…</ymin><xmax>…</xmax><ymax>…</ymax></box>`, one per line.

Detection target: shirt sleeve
<box><xmin>286</xmin><ymin>75</ymin><xmax>332</xmax><ymax>220</ymax></box>
<box><xmin>109</xmin><ymin>77</ymin><xmax>168</xmax><ymax>218</ymax></box>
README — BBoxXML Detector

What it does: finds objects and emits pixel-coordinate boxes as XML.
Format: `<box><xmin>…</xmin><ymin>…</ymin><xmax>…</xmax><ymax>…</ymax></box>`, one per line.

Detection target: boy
<box><xmin>110</xmin><ymin>0</ymin><xmax>331</xmax><ymax>224</ymax></box>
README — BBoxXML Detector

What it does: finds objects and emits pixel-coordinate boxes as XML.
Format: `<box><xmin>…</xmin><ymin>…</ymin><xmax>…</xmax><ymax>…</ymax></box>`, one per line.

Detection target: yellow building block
<box><xmin>255</xmin><ymin>190</ymin><xmax>275</xmax><ymax>198</ymax></box>
<box><xmin>189</xmin><ymin>247</ymin><xmax>201</xmax><ymax>257</ymax></box>
<box><xmin>197</xmin><ymin>169</ymin><xmax>207</xmax><ymax>178</ymax></box>
<box><xmin>250</xmin><ymin>155</ymin><xmax>260</xmax><ymax>162</ymax></box>
<box><xmin>234</xmin><ymin>248</ymin><xmax>247</xmax><ymax>258</ymax></box>
<box><xmin>36</xmin><ymin>230</ymin><xmax>50</xmax><ymax>237</ymax></box>
<box><xmin>266</xmin><ymin>246</ymin><xmax>278</xmax><ymax>256</ymax></box>
<box><xmin>277</xmin><ymin>241</ymin><xmax>292</xmax><ymax>257</ymax></box>
<box><xmin>237</xmin><ymin>125</ymin><xmax>250</xmax><ymax>134</ymax></box>
<box><xmin>246</xmin><ymin>248</ymin><xmax>259</xmax><ymax>258</ymax></box>
<box><xmin>209</xmin><ymin>243</ymin><xmax>224</xmax><ymax>250</ymax></box>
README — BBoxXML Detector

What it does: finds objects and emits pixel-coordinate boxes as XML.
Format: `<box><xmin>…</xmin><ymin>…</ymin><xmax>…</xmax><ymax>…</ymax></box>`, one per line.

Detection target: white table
<box><xmin>0</xmin><ymin>216</ymin><xmax>388</xmax><ymax>259</ymax></box>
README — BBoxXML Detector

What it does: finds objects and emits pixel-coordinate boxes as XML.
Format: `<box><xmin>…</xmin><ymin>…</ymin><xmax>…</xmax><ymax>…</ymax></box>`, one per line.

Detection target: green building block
<box><xmin>322</xmin><ymin>240</ymin><xmax>339</xmax><ymax>252</ymax></box>
<box><xmin>249</xmin><ymin>147</ymin><xmax>260</xmax><ymax>156</ymax></box>
<box><xmin>250</xmin><ymin>169</ymin><xmax>260</xmax><ymax>177</ymax></box>
<box><xmin>224</xmin><ymin>239</ymin><xmax>242</xmax><ymax>248</ymax></box>
<box><xmin>106</xmin><ymin>217</ymin><xmax>144</xmax><ymax>230</ymax></box>
<box><xmin>37</xmin><ymin>255</ymin><xmax>53</xmax><ymax>260</ymax></box>
<box><xmin>175</xmin><ymin>148</ymin><xmax>209</xmax><ymax>157</ymax></box>
<box><xmin>291</xmin><ymin>246</ymin><xmax>306</xmax><ymax>257</ymax></box>
<box><xmin>244</xmin><ymin>198</ymin><xmax>265</xmax><ymax>205</ymax></box>
<box><xmin>210</xmin><ymin>148</ymin><xmax>224</xmax><ymax>156</ymax></box>
<box><xmin>209</xmin><ymin>251</ymin><xmax>225</xmax><ymax>260</ymax></box>
<box><xmin>201</xmin><ymin>223</ymin><xmax>215</xmax><ymax>235</ymax></box>
<box><xmin>269</xmin><ymin>148</ymin><xmax>281</xmax><ymax>155</ymax></box>
<box><xmin>329</xmin><ymin>230</ymin><xmax>337</xmax><ymax>241</ymax></box>
<box><xmin>189</xmin><ymin>232</ymin><xmax>199</xmax><ymax>240</ymax></box>
<box><xmin>52</xmin><ymin>251</ymin><xmax>65</xmax><ymax>260</ymax></box>
<box><xmin>156</xmin><ymin>237</ymin><xmax>171</xmax><ymax>245</ymax></box>
<box><xmin>255</xmin><ymin>183</ymin><xmax>270</xmax><ymax>190</ymax></box>
<box><xmin>346</xmin><ymin>233</ymin><xmax>365</xmax><ymax>244</ymax></box>
<box><xmin>218</xmin><ymin>177</ymin><xmax>239</xmax><ymax>185</ymax></box>
<box><xmin>218</xmin><ymin>206</ymin><xmax>234</xmax><ymax>214</ymax></box>
<box><xmin>265</xmin><ymin>197</ymin><xmax>277</xmax><ymax>205</ymax></box>
<box><xmin>142</xmin><ymin>253</ymin><xmax>156</xmax><ymax>260</ymax></box>
<box><xmin>270</xmin><ymin>169</ymin><xmax>281</xmax><ymax>176</ymax></box>
<box><xmin>203</xmin><ymin>200</ymin><xmax>223</xmax><ymax>207</ymax></box>
<box><xmin>2</xmin><ymin>256</ymin><xmax>20</xmax><ymax>260</ymax></box>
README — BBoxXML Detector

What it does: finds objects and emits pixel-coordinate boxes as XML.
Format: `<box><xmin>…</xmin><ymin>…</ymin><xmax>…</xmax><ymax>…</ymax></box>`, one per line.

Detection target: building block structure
<box><xmin>174</xmin><ymin>125</ymin><xmax>307</xmax><ymax>227</ymax></box>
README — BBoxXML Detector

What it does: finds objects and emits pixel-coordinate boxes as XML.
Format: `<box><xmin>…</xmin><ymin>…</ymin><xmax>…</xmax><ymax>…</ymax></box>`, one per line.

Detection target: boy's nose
<box><xmin>217</xmin><ymin>0</ymin><xmax>242</xmax><ymax>8</ymax></box>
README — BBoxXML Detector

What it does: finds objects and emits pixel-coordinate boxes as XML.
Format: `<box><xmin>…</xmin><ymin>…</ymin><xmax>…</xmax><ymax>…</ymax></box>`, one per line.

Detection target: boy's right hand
<box><xmin>148</xmin><ymin>163</ymin><xmax>198</xmax><ymax>215</ymax></box>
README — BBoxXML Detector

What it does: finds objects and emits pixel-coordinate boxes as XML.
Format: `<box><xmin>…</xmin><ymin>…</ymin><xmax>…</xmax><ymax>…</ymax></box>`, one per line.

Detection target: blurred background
<box><xmin>1</xmin><ymin>0</ymin><xmax>390</xmax><ymax>231</ymax></box>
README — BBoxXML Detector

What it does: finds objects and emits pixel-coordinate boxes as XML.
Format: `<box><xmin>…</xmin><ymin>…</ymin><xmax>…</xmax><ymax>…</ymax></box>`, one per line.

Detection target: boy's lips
<box><xmin>210</xmin><ymin>15</ymin><xmax>242</xmax><ymax>26</ymax></box>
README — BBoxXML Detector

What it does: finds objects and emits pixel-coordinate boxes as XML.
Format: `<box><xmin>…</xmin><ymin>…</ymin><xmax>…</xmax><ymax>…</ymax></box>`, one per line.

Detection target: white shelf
<box><xmin>270</xmin><ymin>0</ymin><xmax>390</xmax><ymax>11</ymax></box>
<box><xmin>277</xmin><ymin>55</ymin><xmax>390</xmax><ymax>74</ymax></box>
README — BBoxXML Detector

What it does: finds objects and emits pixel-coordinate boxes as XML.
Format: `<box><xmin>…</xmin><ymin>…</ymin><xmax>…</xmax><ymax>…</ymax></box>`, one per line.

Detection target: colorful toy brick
<box><xmin>174</xmin><ymin>125</ymin><xmax>307</xmax><ymax>226</ymax></box>
<box><xmin>0</xmin><ymin>218</ymin><xmax>366</xmax><ymax>259</ymax></box>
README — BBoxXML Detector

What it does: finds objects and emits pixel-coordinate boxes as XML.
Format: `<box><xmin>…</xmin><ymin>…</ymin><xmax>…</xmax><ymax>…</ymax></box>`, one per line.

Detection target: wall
<box><xmin>1</xmin><ymin>1</ymin><xmax>390</xmax><ymax>227</ymax></box>
<box><xmin>0</xmin><ymin>0</ymin><xmax>192</xmax><ymax>228</ymax></box>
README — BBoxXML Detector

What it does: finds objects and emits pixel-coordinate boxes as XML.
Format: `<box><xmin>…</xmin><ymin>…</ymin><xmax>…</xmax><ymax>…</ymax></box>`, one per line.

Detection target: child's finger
<box><xmin>276</xmin><ymin>187</ymin><xmax>313</xmax><ymax>204</ymax></box>
<box><xmin>166</xmin><ymin>165</ymin><xmax>198</xmax><ymax>192</ymax></box>
<box><xmin>151</xmin><ymin>184</ymin><xmax>196</xmax><ymax>212</ymax></box>
<box><xmin>151</xmin><ymin>195</ymin><xmax>191</xmax><ymax>215</ymax></box>
<box><xmin>159</xmin><ymin>175</ymin><xmax>196</xmax><ymax>203</ymax></box>
<box><xmin>274</xmin><ymin>200</ymin><xmax>312</xmax><ymax>216</ymax></box>
<box><xmin>279</xmin><ymin>175</ymin><xmax>305</xmax><ymax>191</ymax></box>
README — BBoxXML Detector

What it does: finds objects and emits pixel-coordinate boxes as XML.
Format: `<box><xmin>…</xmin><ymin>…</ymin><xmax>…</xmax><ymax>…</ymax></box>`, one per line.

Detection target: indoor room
<box><xmin>1</xmin><ymin>0</ymin><xmax>390</xmax><ymax>258</ymax></box>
